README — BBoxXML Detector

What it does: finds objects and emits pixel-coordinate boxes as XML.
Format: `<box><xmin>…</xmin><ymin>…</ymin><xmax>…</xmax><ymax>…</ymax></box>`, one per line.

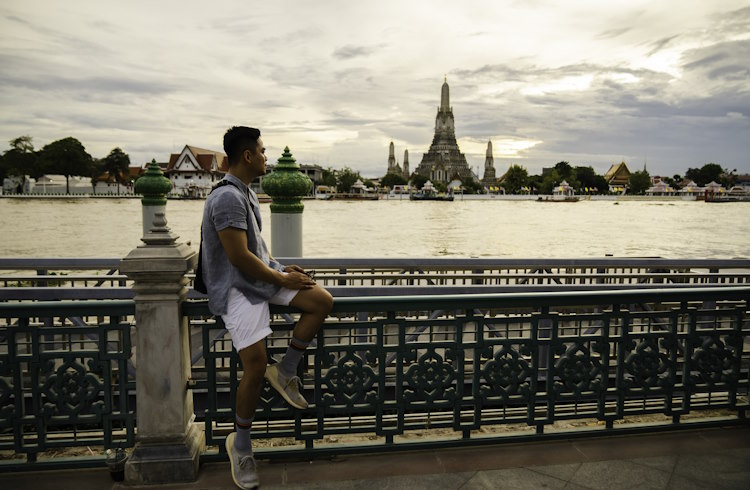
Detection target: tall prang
<box><xmin>403</xmin><ymin>149</ymin><xmax>409</xmax><ymax>179</ymax></box>
<box><xmin>415</xmin><ymin>77</ymin><xmax>473</xmax><ymax>184</ymax></box>
<box><xmin>386</xmin><ymin>140</ymin><xmax>402</xmax><ymax>176</ymax></box>
<box><xmin>482</xmin><ymin>140</ymin><xmax>497</xmax><ymax>185</ymax></box>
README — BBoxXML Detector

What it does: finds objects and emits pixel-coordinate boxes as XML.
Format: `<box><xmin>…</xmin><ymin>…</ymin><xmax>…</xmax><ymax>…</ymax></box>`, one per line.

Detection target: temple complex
<box><xmin>414</xmin><ymin>77</ymin><xmax>473</xmax><ymax>184</ymax></box>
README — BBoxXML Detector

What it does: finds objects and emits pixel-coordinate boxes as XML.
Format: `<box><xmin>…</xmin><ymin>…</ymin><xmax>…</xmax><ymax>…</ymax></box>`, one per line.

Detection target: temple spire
<box><xmin>440</xmin><ymin>76</ymin><xmax>450</xmax><ymax>112</ymax></box>
<box><xmin>482</xmin><ymin>139</ymin><xmax>497</xmax><ymax>185</ymax></box>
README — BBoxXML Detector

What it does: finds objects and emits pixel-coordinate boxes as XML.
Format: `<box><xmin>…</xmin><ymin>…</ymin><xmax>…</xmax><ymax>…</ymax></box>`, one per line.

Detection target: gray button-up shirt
<box><xmin>201</xmin><ymin>174</ymin><xmax>284</xmax><ymax>315</ymax></box>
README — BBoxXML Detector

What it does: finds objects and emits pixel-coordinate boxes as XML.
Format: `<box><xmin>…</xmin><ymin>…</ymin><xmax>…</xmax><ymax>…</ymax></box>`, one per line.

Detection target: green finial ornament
<box><xmin>261</xmin><ymin>147</ymin><xmax>312</xmax><ymax>213</ymax></box>
<box><xmin>135</xmin><ymin>159</ymin><xmax>173</xmax><ymax>206</ymax></box>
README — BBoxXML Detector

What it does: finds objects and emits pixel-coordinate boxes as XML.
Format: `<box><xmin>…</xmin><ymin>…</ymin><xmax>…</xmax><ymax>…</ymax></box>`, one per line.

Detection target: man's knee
<box><xmin>317</xmin><ymin>287</ymin><xmax>334</xmax><ymax>315</ymax></box>
<box><xmin>294</xmin><ymin>286</ymin><xmax>334</xmax><ymax>316</ymax></box>
<box><xmin>238</xmin><ymin>345</ymin><xmax>267</xmax><ymax>377</ymax></box>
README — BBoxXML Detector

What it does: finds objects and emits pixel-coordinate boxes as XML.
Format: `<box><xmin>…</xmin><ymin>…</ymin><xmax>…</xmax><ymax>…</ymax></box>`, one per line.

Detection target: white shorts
<box><xmin>221</xmin><ymin>286</ymin><xmax>299</xmax><ymax>351</ymax></box>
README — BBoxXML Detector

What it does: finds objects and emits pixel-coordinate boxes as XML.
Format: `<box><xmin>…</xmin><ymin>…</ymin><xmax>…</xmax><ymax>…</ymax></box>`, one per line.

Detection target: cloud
<box><xmin>646</xmin><ymin>35</ymin><xmax>680</xmax><ymax>56</ymax></box>
<box><xmin>332</xmin><ymin>44</ymin><xmax>381</xmax><ymax>60</ymax></box>
<box><xmin>0</xmin><ymin>0</ymin><xmax>748</xmax><ymax>179</ymax></box>
<box><xmin>596</xmin><ymin>27</ymin><xmax>631</xmax><ymax>40</ymax></box>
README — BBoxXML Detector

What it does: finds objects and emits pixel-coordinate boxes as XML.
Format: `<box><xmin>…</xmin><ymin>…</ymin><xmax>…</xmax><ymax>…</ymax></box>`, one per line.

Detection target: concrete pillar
<box><xmin>261</xmin><ymin>146</ymin><xmax>313</xmax><ymax>258</ymax></box>
<box><xmin>271</xmin><ymin>213</ymin><xmax>304</xmax><ymax>257</ymax></box>
<box><xmin>119</xmin><ymin>167</ymin><xmax>204</xmax><ymax>484</ymax></box>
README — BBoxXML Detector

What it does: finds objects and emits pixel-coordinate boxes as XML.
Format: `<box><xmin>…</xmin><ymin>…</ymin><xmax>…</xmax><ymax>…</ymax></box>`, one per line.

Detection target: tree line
<box><xmin>3</xmin><ymin>134</ymin><xmax>739</xmax><ymax>196</ymax></box>
<box><xmin>382</xmin><ymin>160</ymin><xmax>740</xmax><ymax>195</ymax></box>
<box><xmin>0</xmin><ymin>136</ymin><xmax>131</xmax><ymax>194</ymax></box>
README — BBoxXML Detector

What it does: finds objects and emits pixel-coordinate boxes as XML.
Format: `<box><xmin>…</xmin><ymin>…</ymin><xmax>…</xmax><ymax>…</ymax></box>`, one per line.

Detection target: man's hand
<box><xmin>279</xmin><ymin>270</ymin><xmax>315</xmax><ymax>290</ymax></box>
<box><xmin>218</xmin><ymin>228</ymin><xmax>313</xmax><ymax>288</ymax></box>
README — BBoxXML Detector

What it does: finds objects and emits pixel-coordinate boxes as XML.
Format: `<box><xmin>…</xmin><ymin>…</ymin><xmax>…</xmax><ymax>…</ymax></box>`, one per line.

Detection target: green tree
<box><xmin>336</xmin><ymin>166</ymin><xmax>361</xmax><ymax>193</ymax></box>
<box><xmin>39</xmin><ymin>137</ymin><xmax>94</xmax><ymax>194</ymax></box>
<box><xmin>320</xmin><ymin>167</ymin><xmax>337</xmax><ymax>187</ymax></box>
<box><xmin>539</xmin><ymin>169</ymin><xmax>560</xmax><ymax>195</ymax></box>
<box><xmin>526</xmin><ymin>174</ymin><xmax>542</xmax><ymax>194</ymax></box>
<box><xmin>1</xmin><ymin>135</ymin><xmax>40</xmax><ymax>182</ymax></box>
<box><xmin>89</xmin><ymin>158</ymin><xmax>104</xmax><ymax>193</ymax></box>
<box><xmin>554</xmin><ymin>161</ymin><xmax>572</xmax><ymax>180</ymax></box>
<box><xmin>102</xmin><ymin>147</ymin><xmax>131</xmax><ymax>194</ymax></box>
<box><xmin>410</xmin><ymin>173</ymin><xmax>428</xmax><ymax>190</ymax></box>
<box><xmin>10</xmin><ymin>135</ymin><xmax>34</xmax><ymax>153</ymax></box>
<box><xmin>573</xmin><ymin>166</ymin><xmax>607</xmax><ymax>194</ymax></box>
<box><xmin>719</xmin><ymin>168</ymin><xmax>737</xmax><ymax>188</ymax></box>
<box><xmin>663</xmin><ymin>174</ymin><xmax>682</xmax><ymax>190</ymax></box>
<box><xmin>685</xmin><ymin>163</ymin><xmax>724</xmax><ymax>186</ymax></box>
<box><xmin>461</xmin><ymin>176</ymin><xmax>483</xmax><ymax>194</ymax></box>
<box><xmin>628</xmin><ymin>169</ymin><xmax>651</xmax><ymax>195</ymax></box>
<box><xmin>502</xmin><ymin>164</ymin><xmax>528</xmax><ymax>194</ymax></box>
<box><xmin>381</xmin><ymin>172</ymin><xmax>407</xmax><ymax>190</ymax></box>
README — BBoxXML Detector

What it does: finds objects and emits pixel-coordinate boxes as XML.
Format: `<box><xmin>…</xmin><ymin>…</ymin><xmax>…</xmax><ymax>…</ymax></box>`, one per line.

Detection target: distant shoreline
<box><xmin>0</xmin><ymin>194</ymin><xmax>141</xmax><ymax>199</ymax></box>
<box><xmin>0</xmin><ymin>193</ymin><xmax>707</xmax><ymax>202</ymax></box>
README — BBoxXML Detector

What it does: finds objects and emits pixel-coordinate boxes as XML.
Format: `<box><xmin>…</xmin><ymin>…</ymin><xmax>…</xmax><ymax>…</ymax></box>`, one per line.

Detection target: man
<box><xmin>201</xmin><ymin>126</ymin><xmax>333</xmax><ymax>489</ymax></box>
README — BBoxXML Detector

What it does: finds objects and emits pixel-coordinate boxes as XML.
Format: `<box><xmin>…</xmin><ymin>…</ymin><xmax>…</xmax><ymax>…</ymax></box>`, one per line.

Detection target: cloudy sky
<box><xmin>1</xmin><ymin>0</ymin><xmax>749</xmax><ymax>178</ymax></box>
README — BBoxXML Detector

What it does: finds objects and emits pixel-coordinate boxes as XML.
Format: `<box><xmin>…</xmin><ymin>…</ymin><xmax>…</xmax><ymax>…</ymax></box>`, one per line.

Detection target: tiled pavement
<box><xmin>1</xmin><ymin>425</ymin><xmax>749</xmax><ymax>489</ymax></box>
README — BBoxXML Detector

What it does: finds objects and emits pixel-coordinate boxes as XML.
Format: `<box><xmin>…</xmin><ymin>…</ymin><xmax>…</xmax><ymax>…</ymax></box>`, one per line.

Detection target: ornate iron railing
<box><xmin>1</xmin><ymin>286</ymin><xmax>748</xmax><ymax>469</ymax></box>
<box><xmin>185</xmin><ymin>286</ymin><xmax>750</xmax><ymax>459</ymax></box>
<box><xmin>2</xmin><ymin>257</ymin><xmax>750</xmax><ymax>301</ymax></box>
<box><xmin>0</xmin><ymin>301</ymin><xmax>136</xmax><ymax>466</ymax></box>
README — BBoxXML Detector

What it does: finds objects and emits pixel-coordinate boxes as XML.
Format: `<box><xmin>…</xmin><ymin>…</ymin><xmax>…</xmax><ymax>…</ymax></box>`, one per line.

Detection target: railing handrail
<box><xmin>4</xmin><ymin>285</ymin><xmax>750</xmax><ymax>316</ymax></box>
<box><xmin>178</xmin><ymin>285</ymin><xmax>749</xmax><ymax>314</ymax></box>
<box><xmin>0</xmin><ymin>299</ymin><xmax>135</xmax><ymax>315</ymax></box>
<box><xmin>2</xmin><ymin>256</ymin><xmax>750</xmax><ymax>270</ymax></box>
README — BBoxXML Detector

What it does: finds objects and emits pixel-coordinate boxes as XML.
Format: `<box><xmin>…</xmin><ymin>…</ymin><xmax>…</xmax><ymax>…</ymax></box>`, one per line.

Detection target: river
<box><xmin>0</xmin><ymin>198</ymin><xmax>748</xmax><ymax>259</ymax></box>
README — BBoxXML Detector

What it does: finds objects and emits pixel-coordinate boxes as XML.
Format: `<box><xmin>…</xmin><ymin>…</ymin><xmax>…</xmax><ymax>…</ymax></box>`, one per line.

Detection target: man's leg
<box><xmin>265</xmin><ymin>284</ymin><xmax>333</xmax><ymax>409</ymax></box>
<box><xmin>279</xmin><ymin>284</ymin><xmax>333</xmax><ymax>373</ymax></box>
<box><xmin>227</xmin><ymin>340</ymin><xmax>266</xmax><ymax>489</ymax></box>
<box><xmin>288</xmin><ymin>284</ymin><xmax>334</xmax><ymax>342</ymax></box>
<box><xmin>236</xmin><ymin>340</ymin><xmax>268</xmax><ymax>437</ymax></box>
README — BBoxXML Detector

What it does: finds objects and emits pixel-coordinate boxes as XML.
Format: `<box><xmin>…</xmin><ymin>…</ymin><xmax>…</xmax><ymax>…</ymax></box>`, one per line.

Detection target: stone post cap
<box><xmin>135</xmin><ymin>159</ymin><xmax>173</xmax><ymax>206</ymax></box>
<box><xmin>120</xmin><ymin>213</ymin><xmax>197</xmax><ymax>276</ymax></box>
<box><xmin>261</xmin><ymin>146</ymin><xmax>312</xmax><ymax>214</ymax></box>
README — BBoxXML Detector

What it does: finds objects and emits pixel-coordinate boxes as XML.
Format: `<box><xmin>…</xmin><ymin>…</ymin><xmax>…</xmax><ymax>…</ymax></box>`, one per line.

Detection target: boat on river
<box><xmin>331</xmin><ymin>179</ymin><xmax>379</xmax><ymax>200</ymax></box>
<box><xmin>410</xmin><ymin>192</ymin><xmax>454</xmax><ymax>201</ymax></box>
<box><xmin>537</xmin><ymin>196</ymin><xmax>580</xmax><ymax>203</ymax></box>
<box><xmin>314</xmin><ymin>185</ymin><xmax>335</xmax><ymax>200</ymax></box>
<box><xmin>409</xmin><ymin>180</ymin><xmax>454</xmax><ymax>201</ymax></box>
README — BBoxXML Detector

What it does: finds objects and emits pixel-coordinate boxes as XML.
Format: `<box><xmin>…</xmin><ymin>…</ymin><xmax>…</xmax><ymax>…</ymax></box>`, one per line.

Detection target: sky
<box><xmin>1</xmin><ymin>0</ymin><xmax>749</xmax><ymax>179</ymax></box>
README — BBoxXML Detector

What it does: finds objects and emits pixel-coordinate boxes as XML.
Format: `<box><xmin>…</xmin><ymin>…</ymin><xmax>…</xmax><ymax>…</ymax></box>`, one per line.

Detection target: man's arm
<box><xmin>218</xmin><ymin>227</ymin><xmax>314</xmax><ymax>290</ymax></box>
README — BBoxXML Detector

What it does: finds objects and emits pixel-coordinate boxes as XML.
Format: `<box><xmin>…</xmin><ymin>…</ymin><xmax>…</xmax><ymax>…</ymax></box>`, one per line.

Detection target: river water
<box><xmin>0</xmin><ymin>198</ymin><xmax>748</xmax><ymax>259</ymax></box>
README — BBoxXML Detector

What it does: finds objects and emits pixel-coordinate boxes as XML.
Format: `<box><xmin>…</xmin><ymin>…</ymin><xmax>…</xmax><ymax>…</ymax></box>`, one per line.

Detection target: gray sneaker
<box><xmin>226</xmin><ymin>432</ymin><xmax>259</xmax><ymax>489</ymax></box>
<box><xmin>264</xmin><ymin>363</ymin><xmax>309</xmax><ymax>409</ymax></box>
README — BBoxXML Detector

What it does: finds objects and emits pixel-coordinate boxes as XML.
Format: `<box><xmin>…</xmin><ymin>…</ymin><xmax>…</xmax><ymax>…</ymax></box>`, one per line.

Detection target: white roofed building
<box><xmin>166</xmin><ymin>145</ymin><xmax>227</xmax><ymax>197</ymax></box>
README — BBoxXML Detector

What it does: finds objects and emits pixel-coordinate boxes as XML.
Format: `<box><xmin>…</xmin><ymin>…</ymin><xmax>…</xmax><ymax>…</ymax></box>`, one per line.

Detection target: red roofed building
<box><xmin>166</xmin><ymin>145</ymin><xmax>228</xmax><ymax>197</ymax></box>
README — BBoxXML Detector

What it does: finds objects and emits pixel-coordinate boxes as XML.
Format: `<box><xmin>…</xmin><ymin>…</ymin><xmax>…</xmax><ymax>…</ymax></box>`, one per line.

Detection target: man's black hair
<box><xmin>223</xmin><ymin>126</ymin><xmax>261</xmax><ymax>166</ymax></box>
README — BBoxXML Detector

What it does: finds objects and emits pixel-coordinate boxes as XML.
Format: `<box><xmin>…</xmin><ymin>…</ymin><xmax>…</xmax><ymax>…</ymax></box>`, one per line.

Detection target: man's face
<box><xmin>245</xmin><ymin>137</ymin><xmax>267</xmax><ymax>175</ymax></box>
